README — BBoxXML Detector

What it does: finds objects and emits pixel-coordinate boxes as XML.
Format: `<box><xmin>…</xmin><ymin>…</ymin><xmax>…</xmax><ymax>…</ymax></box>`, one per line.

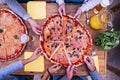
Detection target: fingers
<box><xmin>49</xmin><ymin>64</ymin><xmax>61</xmax><ymax>73</ymax></box>
<box><xmin>34</xmin><ymin>47</ymin><xmax>43</xmax><ymax>56</ymax></box>
<box><xmin>74</xmin><ymin>13</ymin><xmax>80</xmax><ymax>19</ymax></box>
<box><xmin>73</xmin><ymin>67</ymin><xmax>78</xmax><ymax>73</ymax></box>
<box><xmin>74</xmin><ymin>9</ymin><xmax>82</xmax><ymax>19</ymax></box>
<box><xmin>58</xmin><ymin>8</ymin><xmax>62</xmax><ymax>16</ymax></box>
<box><xmin>62</xmin><ymin>7</ymin><xmax>66</xmax><ymax>15</ymax></box>
<box><xmin>58</xmin><ymin>4</ymin><xmax>66</xmax><ymax>16</ymax></box>
<box><xmin>35</xmin><ymin>27</ymin><xmax>42</xmax><ymax>35</ymax></box>
<box><xmin>84</xmin><ymin>56</ymin><xmax>94</xmax><ymax>64</ymax></box>
<box><xmin>67</xmin><ymin>65</ymin><xmax>72</xmax><ymax>72</ymax></box>
<box><xmin>55</xmin><ymin>65</ymin><xmax>61</xmax><ymax>71</ymax></box>
<box><xmin>67</xmin><ymin>65</ymin><xmax>75</xmax><ymax>73</ymax></box>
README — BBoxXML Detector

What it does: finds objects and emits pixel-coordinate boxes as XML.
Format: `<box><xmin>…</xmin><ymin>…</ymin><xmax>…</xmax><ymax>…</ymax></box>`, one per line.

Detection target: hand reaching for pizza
<box><xmin>84</xmin><ymin>56</ymin><xmax>96</xmax><ymax>72</ymax></box>
<box><xmin>22</xmin><ymin>47</ymin><xmax>43</xmax><ymax>65</ymax></box>
<box><xmin>58</xmin><ymin>3</ymin><xmax>66</xmax><ymax>16</ymax></box>
<box><xmin>29</xmin><ymin>47</ymin><xmax>44</xmax><ymax>61</ymax></box>
<box><xmin>48</xmin><ymin>64</ymin><xmax>61</xmax><ymax>74</ymax></box>
<box><xmin>66</xmin><ymin>65</ymin><xmax>78</xmax><ymax>80</ymax></box>
<box><xmin>74</xmin><ymin>9</ymin><xmax>82</xmax><ymax>19</ymax></box>
<box><xmin>27</xmin><ymin>18</ymin><xmax>43</xmax><ymax>35</ymax></box>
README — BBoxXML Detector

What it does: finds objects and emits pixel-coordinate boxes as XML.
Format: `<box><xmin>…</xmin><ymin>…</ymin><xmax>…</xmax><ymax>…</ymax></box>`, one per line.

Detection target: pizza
<box><xmin>0</xmin><ymin>9</ymin><xmax>27</xmax><ymax>61</ymax></box>
<box><xmin>41</xmin><ymin>15</ymin><xmax>92</xmax><ymax>66</ymax></box>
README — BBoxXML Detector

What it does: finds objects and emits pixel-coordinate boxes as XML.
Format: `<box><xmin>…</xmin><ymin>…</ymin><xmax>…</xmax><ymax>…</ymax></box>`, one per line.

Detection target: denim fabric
<box><xmin>0</xmin><ymin>61</ymin><xmax>23</xmax><ymax>80</ymax></box>
<box><xmin>53</xmin><ymin>75</ymin><xmax>87</xmax><ymax>80</ymax></box>
<box><xmin>51</xmin><ymin>0</ymin><xmax>84</xmax><ymax>3</ymax></box>
<box><xmin>64</xmin><ymin>0</ymin><xmax>84</xmax><ymax>3</ymax></box>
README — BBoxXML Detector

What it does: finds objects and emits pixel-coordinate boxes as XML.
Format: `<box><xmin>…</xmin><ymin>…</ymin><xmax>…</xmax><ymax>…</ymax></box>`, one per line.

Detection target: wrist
<box><xmin>47</xmin><ymin>68</ymin><xmax>53</xmax><ymax>78</ymax></box>
<box><xmin>27</xmin><ymin>18</ymin><xmax>33</xmax><ymax>24</ymax></box>
<box><xmin>89</xmin><ymin>66</ymin><xmax>96</xmax><ymax>72</ymax></box>
<box><xmin>22</xmin><ymin>58</ymin><xmax>31</xmax><ymax>65</ymax></box>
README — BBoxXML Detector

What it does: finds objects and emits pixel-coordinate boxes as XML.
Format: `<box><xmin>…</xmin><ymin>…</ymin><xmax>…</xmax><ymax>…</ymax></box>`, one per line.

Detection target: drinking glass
<box><xmin>21</xmin><ymin>34</ymin><xmax>35</xmax><ymax>43</ymax></box>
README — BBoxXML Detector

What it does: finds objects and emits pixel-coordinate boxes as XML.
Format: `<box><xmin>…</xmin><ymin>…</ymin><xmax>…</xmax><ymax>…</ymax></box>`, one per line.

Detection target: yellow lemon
<box><xmin>90</xmin><ymin>15</ymin><xmax>103</xmax><ymax>30</ymax></box>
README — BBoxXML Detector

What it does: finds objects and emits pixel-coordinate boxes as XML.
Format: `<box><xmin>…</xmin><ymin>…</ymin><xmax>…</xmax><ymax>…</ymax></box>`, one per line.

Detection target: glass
<box><xmin>20</xmin><ymin>34</ymin><xmax>35</xmax><ymax>43</ymax></box>
<box><xmin>98</xmin><ymin>10</ymin><xmax>113</xmax><ymax>30</ymax></box>
<box><xmin>90</xmin><ymin>10</ymin><xmax>113</xmax><ymax>30</ymax></box>
<box><xmin>93</xmin><ymin>0</ymin><xmax>113</xmax><ymax>14</ymax></box>
<box><xmin>98</xmin><ymin>10</ymin><xmax>113</xmax><ymax>24</ymax></box>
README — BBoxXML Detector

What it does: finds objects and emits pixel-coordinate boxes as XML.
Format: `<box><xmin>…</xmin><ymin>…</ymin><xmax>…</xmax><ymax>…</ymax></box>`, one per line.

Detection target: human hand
<box><xmin>48</xmin><ymin>64</ymin><xmax>61</xmax><ymax>74</ymax></box>
<box><xmin>74</xmin><ymin>9</ymin><xmax>82</xmax><ymax>19</ymax></box>
<box><xmin>27</xmin><ymin>18</ymin><xmax>43</xmax><ymax>35</ymax></box>
<box><xmin>84</xmin><ymin>56</ymin><xmax>96</xmax><ymax>72</ymax></box>
<box><xmin>66</xmin><ymin>65</ymin><xmax>76</xmax><ymax>80</ymax></box>
<box><xmin>29</xmin><ymin>47</ymin><xmax>43</xmax><ymax>62</ymax></box>
<box><xmin>58</xmin><ymin>3</ymin><xmax>66</xmax><ymax>16</ymax></box>
<box><xmin>22</xmin><ymin>47</ymin><xmax>43</xmax><ymax>65</ymax></box>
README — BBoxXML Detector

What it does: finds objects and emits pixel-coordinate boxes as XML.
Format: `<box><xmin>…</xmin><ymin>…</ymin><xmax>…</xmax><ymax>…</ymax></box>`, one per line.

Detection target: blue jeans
<box><xmin>4</xmin><ymin>75</ymin><xmax>26</xmax><ymax>80</ymax></box>
<box><xmin>53</xmin><ymin>75</ymin><xmax>88</xmax><ymax>80</ymax></box>
<box><xmin>51</xmin><ymin>0</ymin><xmax>84</xmax><ymax>3</ymax></box>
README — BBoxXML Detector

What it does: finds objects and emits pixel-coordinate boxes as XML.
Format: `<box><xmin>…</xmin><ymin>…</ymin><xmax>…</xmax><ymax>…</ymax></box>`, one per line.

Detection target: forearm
<box><xmin>2</xmin><ymin>0</ymin><xmax>30</xmax><ymax>20</ymax></box>
<box><xmin>41</xmin><ymin>71</ymin><xmax>49</xmax><ymax>80</ymax></box>
<box><xmin>56</xmin><ymin>0</ymin><xmax>64</xmax><ymax>5</ymax></box>
<box><xmin>79</xmin><ymin>0</ymin><xmax>101</xmax><ymax>12</ymax></box>
<box><xmin>89</xmin><ymin>70</ymin><xmax>103</xmax><ymax>80</ymax></box>
<box><xmin>22</xmin><ymin>58</ymin><xmax>32</xmax><ymax>65</ymax></box>
<box><xmin>0</xmin><ymin>60</ymin><xmax>23</xmax><ymax>79</ymax></box>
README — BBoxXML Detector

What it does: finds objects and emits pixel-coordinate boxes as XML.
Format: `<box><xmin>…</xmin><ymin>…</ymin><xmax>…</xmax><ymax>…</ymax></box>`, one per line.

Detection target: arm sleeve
<box><xmin>79</xmin><ymin>0</ymin><xmax>101</xmax><ymax>12</ymax></box>
<box><xmin>56</xmin><ymin>0</ymin><xmax>64</xmax><ymax>5</ymax></box>
<box><xmin>2</xmin><ymin>0</ymin><xmax>31</xmax><ymax>20</ymax></box>
<box><xmin>0</xmin><ymin>60</ymin><xmax>23</xmax><ymax>80</ymax></box>
<box><xmin>89</xmin><ymin>70</ymin><xmax>104</xmax><ymax>80</ymax></box>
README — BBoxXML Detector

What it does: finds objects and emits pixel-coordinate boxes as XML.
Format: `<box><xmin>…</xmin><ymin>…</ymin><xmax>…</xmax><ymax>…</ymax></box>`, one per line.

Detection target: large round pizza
<box><xmin>0</xmin><ymin>9</ymin><xmax>27</xmax><ymax>61</ymax></box>
<box><xmin>41</xmin><ymin>15</ymin><xmax>92</xmax><ymax>66</ymax></box>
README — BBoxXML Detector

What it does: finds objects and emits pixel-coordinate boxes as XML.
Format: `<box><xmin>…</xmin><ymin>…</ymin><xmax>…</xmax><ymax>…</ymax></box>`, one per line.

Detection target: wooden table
<box><xmin>0</xmin><ymin>3</ymin><xmax>107</xmax><ymax>76</ymax></box>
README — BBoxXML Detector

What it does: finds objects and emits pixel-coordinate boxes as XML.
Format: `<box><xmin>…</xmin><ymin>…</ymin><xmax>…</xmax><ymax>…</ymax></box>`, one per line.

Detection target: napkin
<box><xmin>27</xmin><ymin>1</ymin><xmax>46</xmax><ymax>19</ymax></box>
<box><xmin>24</xmin><ymin>52</ymin><xmax>44</xmax><ymax>72</ymax></box>
<box><xmin>92</xmin><ymin>56</ymin><xmax>99</xmax><ymax>72</ymax></box>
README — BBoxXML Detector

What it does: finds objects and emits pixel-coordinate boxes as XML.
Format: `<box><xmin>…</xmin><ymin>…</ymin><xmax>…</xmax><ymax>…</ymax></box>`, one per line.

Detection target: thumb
<box><xmin>84</xmin><ymin>56</ymin><xmax>89</xmax><ymax>65</ymax></box>
<box><xmin>73</xmin><ymin>13</ymin><xmax>78</xmax><ymax>19</ymax></box>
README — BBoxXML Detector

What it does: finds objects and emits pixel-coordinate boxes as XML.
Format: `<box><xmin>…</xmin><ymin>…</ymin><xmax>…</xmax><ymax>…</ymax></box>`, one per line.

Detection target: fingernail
<box><xmin>86</xmin><ymin>57</ymin><xmax>90</xmax><ymax>62</ymax></box>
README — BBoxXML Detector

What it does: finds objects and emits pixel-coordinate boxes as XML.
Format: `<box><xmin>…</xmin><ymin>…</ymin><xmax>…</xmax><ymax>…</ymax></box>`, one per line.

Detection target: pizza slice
<box><xmin>50</xmin><ymin>43</ymin><xmax>69</xmax><ymax>66</ymax></box>
<box><xmin>42</xmin><ymin>41</ymin><xmax>62</xmax><ymax>59</ymax></box>
<box><xmin>0</xmin><ymin>43</ymin><xmax>7</xmax><ymax>60</ymax></box>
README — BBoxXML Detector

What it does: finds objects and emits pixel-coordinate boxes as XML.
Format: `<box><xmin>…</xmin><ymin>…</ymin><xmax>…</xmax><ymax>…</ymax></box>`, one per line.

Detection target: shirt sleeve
<box><xmin>79</xmin><ymin>0</ymin><xmax>101</xmax><ymax>12</ymax></box>
<box><xmin>2</xmin><ymin>0</ymin><xmax>31</xmax><ymax>20</ymax></box>
<box><xmin>89</xmin><ymin>70</ymin><xmax>103</xmax><ymax>80</ymax></box>
<box><xmin>0</xmin><ymin>60</ymin><xmax>23</xmax><ymax>80</ymax></box>
<box><xmin>56</xmin><ymin>0</ymin><xmax>64</xmax><ymax>5</ymax></box>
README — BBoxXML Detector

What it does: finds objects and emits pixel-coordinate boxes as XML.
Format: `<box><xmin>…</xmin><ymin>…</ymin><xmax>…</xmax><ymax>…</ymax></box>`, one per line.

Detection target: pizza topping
<box><xmin>0</xmin><ymin>44</ymin><xmax>1</xmax><ymax>47</ymax></box>
<box><xmin>51</xmin><ymin>27</ymin><xmax>55</xmax><ymax>31</ymax></box>
<box><xmin>74</xmin><ymin>21</ymin><xmax>78</xmax><ymax>26</ymax></box>
<box><xmin>0</xmin><ymin>29</ymin><xmax>3</xmax><ymax>33</ymax></box>
<box><xmin>77</xmin><ymin>30</ymin><xmax>84</xmax><ymax>35</ymax></box>
<box><xmin>65</xmin><ymin>43</ymin><xmax>71</xmax><ymax>48</ymax></box>
<box><xmin>67</xmin><ymin>20</ymin><xmax>71</xmax><ymax>23</ymax></box>
<box><xmin>56</xmin><ymin>21</ymin><xmax>59</xmax><ymax>24</ymax></box>
<box><xmin>14</xmin><ymin>35</ymin><xmax>19</xmax><ymax>39</ymax></box>
<box><xmin>66</xmin><ymin>24</ymin><xmax>73</xmax><ymax>32</ymax></box>
<box><xmin>47</xmin><ymin>35</ymin><xmax>50</xmax><ymax>40</ymax></box>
